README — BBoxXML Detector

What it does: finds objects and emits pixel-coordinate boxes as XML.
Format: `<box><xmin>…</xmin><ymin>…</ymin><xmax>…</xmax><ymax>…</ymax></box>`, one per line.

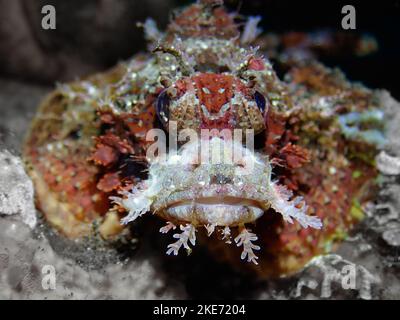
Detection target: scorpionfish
<box><xmin>23</xmin><ymin>0</ymin><xmax>384</xmax><ymax>277</ymax></box>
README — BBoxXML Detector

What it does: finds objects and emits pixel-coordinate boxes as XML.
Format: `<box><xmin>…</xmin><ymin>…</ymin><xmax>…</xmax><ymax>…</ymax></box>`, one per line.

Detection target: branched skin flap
<box><xmin>23</xmin><ymin>0</ymin><xmax>383</xmax><ymax>276</ymax></box>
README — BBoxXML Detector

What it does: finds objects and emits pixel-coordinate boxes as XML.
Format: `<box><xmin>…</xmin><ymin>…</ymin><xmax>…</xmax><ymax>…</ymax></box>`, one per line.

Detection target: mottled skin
<box><xmin>23</xmin><ymin>1</ymin><xmax>382</xmax><ymax>277</ymax></box>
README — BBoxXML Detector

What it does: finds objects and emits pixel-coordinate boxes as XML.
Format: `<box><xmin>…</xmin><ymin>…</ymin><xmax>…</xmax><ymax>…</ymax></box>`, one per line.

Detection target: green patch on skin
<box><xmin>350</xmin><ymin>199</ymin><xmax>365</xmax><ymax>221</ymax></box>
<box><xmin>323</xmin><ymin>241</ymin><xmax>333</xmax><ymax>253</ymax></box>
<box><xmin>352</xmin><ymin>170</ymin><xmax>362</xmax><ymax>179</ymax></box>
<box><xmin>348</xmin><ymin>149</ymin><xmax>377</xmax><ymax>166</ymax></box>
<box><xmin>322</xmin><ymin>227</ymin><xmax>349</xmax><ymax>253</ymax></box>
<box><xmin>375</xmin><ymin>174</ymin><xmax>386</xmax><ymax>187</ymax></box>
<box><xmin>332</xmin><ymin>228</ymin><xmax>348</xmax><ymax>241</ymax></box>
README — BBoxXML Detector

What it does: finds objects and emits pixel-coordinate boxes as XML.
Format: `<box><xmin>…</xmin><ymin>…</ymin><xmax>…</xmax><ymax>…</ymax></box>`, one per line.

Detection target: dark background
<box><xmin>0</xmin><ymin>0</ymin><xmax>399</xmax><ymax>98</ymax></box>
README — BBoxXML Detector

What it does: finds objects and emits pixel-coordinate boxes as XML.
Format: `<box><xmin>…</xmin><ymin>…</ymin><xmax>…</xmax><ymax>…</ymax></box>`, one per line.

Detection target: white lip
<box><xmin>164</xmin><ymin>197</ymin><xmax>265</xmax><ymax>226</ymax></box>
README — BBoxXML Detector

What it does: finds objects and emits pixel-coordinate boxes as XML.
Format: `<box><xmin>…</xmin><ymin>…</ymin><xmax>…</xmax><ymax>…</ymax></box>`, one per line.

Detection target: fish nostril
<box><xmin>210</xmin><ymin>174</ymin><xmax>232</xmax><ymax>185</ymax></box>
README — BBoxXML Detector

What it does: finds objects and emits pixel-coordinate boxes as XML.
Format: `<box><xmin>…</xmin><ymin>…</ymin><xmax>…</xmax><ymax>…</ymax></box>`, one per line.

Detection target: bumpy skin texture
<box><xmin>24</xmin><ymin>1</ymin><xmax>382</xmax><ymax>277</ymax></box>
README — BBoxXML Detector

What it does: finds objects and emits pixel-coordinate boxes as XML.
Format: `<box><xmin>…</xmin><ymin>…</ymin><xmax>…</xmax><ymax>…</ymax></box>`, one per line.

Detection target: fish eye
<box><xmin>156</xmin><ymin>90</ymin><xmax>170</xmax><ymax>127</ymax></box>
<box><xmin>254</xmin><ymin>91</ymin><xmax>267</xmax><ymax>113</ymax></box>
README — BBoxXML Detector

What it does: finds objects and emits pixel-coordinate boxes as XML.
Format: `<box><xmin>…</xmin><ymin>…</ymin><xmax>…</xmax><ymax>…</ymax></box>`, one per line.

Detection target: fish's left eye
<box><xmin>254</xmin><ymin>91</ymin><xmax>267</xmax><ymax>113</ymax></box>
<box><xmin>156</xmin><ymin>90</ymin><xmax>170</xmax><ymax>127</ymax></box>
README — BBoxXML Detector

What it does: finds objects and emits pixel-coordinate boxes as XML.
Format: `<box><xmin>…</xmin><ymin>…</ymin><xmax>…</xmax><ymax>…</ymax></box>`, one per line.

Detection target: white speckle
<box><xmin>202</xmin><ymin>87</ymin><xmax>211</xmax><ymax>94</ymax></box>
<box><xmin>377</xmin><ymin>151</ymin><xmax>400</xmax><ymax>175</ymax></box>
<box><xmin>382</xmin><ymin>228</ymin><xmax>400</xmax><ymax>247</ymax></box>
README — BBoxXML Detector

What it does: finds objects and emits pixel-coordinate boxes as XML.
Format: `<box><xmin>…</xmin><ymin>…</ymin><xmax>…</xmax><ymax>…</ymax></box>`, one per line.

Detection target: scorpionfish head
<box><xmin>156</xmin><ymin>70</ymin><xmax>268</xmax><ymax>134</ymax></box>
<box><xmin>150</xmin><ymin>1</ymin><xmax>270</xmax><ymax>135</ymax></box>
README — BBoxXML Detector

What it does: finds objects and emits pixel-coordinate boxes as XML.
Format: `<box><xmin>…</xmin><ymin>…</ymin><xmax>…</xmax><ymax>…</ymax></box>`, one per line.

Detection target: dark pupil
<box><xmin>254</xmin><ymin>91</ymin><xmax>266</xmax><ymax>112</ymax></box>
<box><xmin>156</xmin><ymin>90</ymin><xmax>170</xmax><ymax>126</ymax></box>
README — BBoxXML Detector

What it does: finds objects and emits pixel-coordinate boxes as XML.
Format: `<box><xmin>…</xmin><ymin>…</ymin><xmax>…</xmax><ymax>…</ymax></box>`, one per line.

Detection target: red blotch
<box><xmin>280</xmin><ymin>143</ymin><xmax>311</xmax><ymax>169</ymax></box>
<box><xmin>97</xmin><ymin>172</ymin><xmax>121</xmax><ymax>192</ymax></box>
<box><xmin>248</xmin><ymin>58</ymin><xmax>265</xmax><ymax>71</ymax></box>
<box><xmin>91</xmin><ymin>144</ymin><xmax>118</xmax><ymax>167</ymax></box>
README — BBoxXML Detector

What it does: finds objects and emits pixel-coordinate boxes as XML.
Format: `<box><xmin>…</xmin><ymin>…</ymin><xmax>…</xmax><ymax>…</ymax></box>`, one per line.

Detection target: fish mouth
<box><xmin>169</xmin><ymin>196</ymin><xmax>263</xmax><ymax>207</ymax></box>
<box><xmin>158</xmin><ymin>187</ymin><xmax>268</xmax><ymax>226</ymax></box>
